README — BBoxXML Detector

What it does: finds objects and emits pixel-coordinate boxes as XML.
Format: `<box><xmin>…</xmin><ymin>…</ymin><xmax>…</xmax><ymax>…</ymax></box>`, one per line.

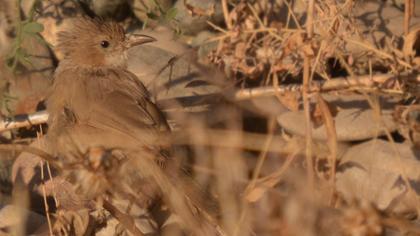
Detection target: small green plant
<box><xmin>5</xmin><ymin>0</ymin><xmax>45</xmax><ymax>72</ymax></box>
<box><xmin>2</xmin><ymin>0</ymin><xmax>45</xmax><ymax>116</ymax></box>
<box><xmin>141</xmin><ymin>0</ymin><xmax>182</xmax><ymax>34</ymax></box>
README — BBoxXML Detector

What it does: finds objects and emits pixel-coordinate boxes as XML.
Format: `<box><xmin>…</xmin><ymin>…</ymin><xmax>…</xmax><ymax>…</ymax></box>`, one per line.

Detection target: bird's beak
<box><xmin>126</xmin><ymin>34</ymin><xmax>156</xmax><ymax>48</ymax></box>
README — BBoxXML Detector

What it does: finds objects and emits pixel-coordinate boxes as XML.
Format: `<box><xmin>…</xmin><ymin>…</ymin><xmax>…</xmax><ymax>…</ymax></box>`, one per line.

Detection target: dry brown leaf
<box><xmin>316</xmin><ymin>95</ymin><xmax>338</xmax><ymax>163</ymax></box>
<box><xmin>311</xmin><ymin>98</ymin><xmax>338</xmax><ymax>128</ymax></box>
<box><xmin>184</xmin><ymin>0</ymin><xmax>215</xmax><ymax>17</ymax></box>
<box><xmin>235</xmin><ymin>42</ymin><xmax>247</xmax><ymax>59</ymax></box>
<box><xmin>245</xmin><ymin>178</ymin><xmax>278</xmax><ymax>203</ymax></box>
<box><xmin>275</xmin><ymin>92</ymin><xmax>300</xmax><ymax>112</ymax></box>
<box><xmin>283</xmin><ymin>32</ymin><xmax>305</xmax><ymax>55</ymax></box>
<box><xmin>53</xmin><ymin>209</ymin><xmax>91</xmax><ymax>236</ymax></box>
<box><xmin>301</xmin><ymin>43</ymin><xmax>315</xmax><ymax>57</ymax></box>
<box><xmin>245</xmin><ymin>153</ymin><xmax>297</xmax><ymax>203</ymax></box>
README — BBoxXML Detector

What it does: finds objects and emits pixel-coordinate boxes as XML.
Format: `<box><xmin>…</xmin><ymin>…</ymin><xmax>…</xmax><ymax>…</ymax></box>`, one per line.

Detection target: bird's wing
<box><xmin>55</xmin><ymin>68</ymin><xmax>170</xmax><ymax>149</ymax></box>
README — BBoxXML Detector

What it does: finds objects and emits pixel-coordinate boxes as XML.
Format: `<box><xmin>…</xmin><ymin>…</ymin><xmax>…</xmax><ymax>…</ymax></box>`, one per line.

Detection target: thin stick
<box><xmin>307</xmin><ymin>0</ymin><xmax>315</xmax><ymax>38</ymax></box>
<box><xmin>283</xmin><ymin>0</ymin><xmax>303</xmax><ymax>29</ymax></box>
<box><xmin>37</xmin><ymin>131</ymin><xmax>54</xmax><ymax>236</ymax></box>
<box><xmin>405</xmin><ymin>0</ymin><xmax>412</xmax><ymax>35</ymax></box>
<box><xmin>303</xmin><ymin>0</ymin><xmax>315</xmax><ymax>191</ymax></box>
<box><xmin>221</xmin><ymin>0</ymin><xmax>231</xmax><ymax>29</ymax></box>
<box><xmin>0</xmin><ymin>111</ymin><xmax>48</xmax><ymax>131</ymax></box>
<box><xmin>230</xmin><ymin>73</ymin><xmax>415</xmax><ymax>100</ymax></box>
<box><xmin>303</xmin><ymin>55</ymin><xmax>314</xmax><ymax>192</ymax></box>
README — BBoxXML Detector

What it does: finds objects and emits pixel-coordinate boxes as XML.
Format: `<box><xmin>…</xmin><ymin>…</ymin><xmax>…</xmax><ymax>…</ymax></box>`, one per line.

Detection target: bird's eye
<box><xmin>100</xmin><ymin>40</ymin><xmax>110</xmax><ymax>48</ymax></box>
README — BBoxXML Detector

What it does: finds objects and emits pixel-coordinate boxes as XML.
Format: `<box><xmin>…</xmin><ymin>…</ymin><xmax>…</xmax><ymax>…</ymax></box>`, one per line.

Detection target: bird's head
<box><xmin>57</xmin><ymin>17</ymin><xmax>155</xmax><ymax>69</ymax></box>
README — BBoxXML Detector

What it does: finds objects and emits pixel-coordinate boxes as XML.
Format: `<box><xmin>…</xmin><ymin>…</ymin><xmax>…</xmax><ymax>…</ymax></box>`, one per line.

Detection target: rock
<box><xmin>336</xmin><ymin>139</ymin><xmax>420</xmax><ymax>216</ymax></box>
<box><xmin>127</xmin><ymin>29</ymin><xmax>221</xmax><ymax>106</ymax></box>
<box><xmin>130</xmin><ymin>0</ymin><xmax>174</xmax><ymax>26</ymax></box>
<box><xmin>277</xmin><ymin>94</ymin><xmax>398</xmax><ymax>141</ymax></box>
<box><xmin>0</xmin><ymin>204</ymin><xmax>46</xmax><ymax>234</ymax></box>
<box><xmin>343</xmin><ymin>1</ymin><xmax>420</xmax><ymax>60</ymax></box>
<box><xmin>239</xmin><ymin>96</ymin><xmax>289</xmax><ymax>117</ymax></box>
<box><xmin>89</xmin><ymin>0</ymin><xmax>130</xmax><ymax>20</ymax></box>
<box><xmin>173</xmin><ymin>0</ymin><xmax>223</xmax><ymax>34</ymax></box>
<box><xmin>130</xmin><ymin>27</ymin><xmax>188</xmax><ymax>55</ymax></box>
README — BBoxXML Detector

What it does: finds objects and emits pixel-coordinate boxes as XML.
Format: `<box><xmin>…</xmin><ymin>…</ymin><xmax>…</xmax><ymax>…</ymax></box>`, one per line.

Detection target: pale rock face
<box><xmin>130</xmin><ymin>0</ymin><xmax>174</xmax><ymax>25</ymax></box>
<box><xmin>336</xmin><ymin>139</ymin><xmax>420</xmax><ymax>216</ymax></box>
<box><xmin>277</xmin><ymin>94</ymin><xmax>398</xmax><ymax>142</ymax></box>
<box><xmin>173</xmin><ymin>0</ymin><xmax>224</xmax><ymax>34</ymax></box>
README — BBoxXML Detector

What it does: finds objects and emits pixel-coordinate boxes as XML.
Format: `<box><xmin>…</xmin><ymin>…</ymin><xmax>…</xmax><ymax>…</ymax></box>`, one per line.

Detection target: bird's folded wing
<box><xmin>50</xmin><ymin>68</ymin><xmax>170</xmax><ymax>149</ymax></box>
<box><xmin>86</xmin><ymin>70</ymin><xmax>170</xmax><ymax>147</ymax></box>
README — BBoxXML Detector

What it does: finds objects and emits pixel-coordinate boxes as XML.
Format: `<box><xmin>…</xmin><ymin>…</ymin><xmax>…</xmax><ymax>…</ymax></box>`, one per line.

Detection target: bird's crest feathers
<box><xmin>56</xmin><ymin>17</ymin><xmax>126</xmax><ymax>68</ymax></box>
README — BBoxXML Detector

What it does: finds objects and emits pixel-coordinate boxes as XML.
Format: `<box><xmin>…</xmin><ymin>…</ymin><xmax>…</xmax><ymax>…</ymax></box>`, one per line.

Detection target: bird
<box><xmin>46</xmin><ymin>17</ymin><xmax>220</xmax><ymax>235</ymax></box>
<box><xmin>47</xmin><ymin>17</ymin><xmax>170</xmax><ymax>161</ymax></box>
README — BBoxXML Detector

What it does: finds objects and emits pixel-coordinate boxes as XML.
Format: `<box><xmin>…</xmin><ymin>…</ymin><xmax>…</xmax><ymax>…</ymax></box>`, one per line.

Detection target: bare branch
<box><xmin>0</xmin><ymin>74</ymin><xmax>416</xmax><ymax>134</ymax></box>
<box><xmin>0</xmin><ymin>111</ymin><xmax>49</xmax><ymax>131</ymax></box>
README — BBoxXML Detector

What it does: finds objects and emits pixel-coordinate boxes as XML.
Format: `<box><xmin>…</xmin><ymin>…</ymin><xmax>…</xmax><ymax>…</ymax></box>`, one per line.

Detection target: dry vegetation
<box><xmin>0</xmin><ymin>0</ymin><xmax>419</xmax><ymax>236</ymax></box>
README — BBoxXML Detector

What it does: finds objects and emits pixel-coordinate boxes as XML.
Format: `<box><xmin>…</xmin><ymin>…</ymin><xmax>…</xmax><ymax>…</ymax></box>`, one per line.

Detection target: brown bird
<box><xmin>46</xmin><ymin>17</ymin><xmax>219</xmax><ymax>235</ymax></box>
<box><xmin>47</xmin><ymin>17</ymin><xmax>170</xmax><ymax>162</ymax></box>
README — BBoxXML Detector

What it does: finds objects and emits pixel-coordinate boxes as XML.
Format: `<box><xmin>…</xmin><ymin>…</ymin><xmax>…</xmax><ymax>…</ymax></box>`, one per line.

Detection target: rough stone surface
<box><xmin>0</xmin><ymin>204</ymin><xmax>46</xmax><ymax>234</ymax></box>
<box><xmin>90</xmin><ymin>0</ymin><xmax>130</xmax><ymax>19</ymax></box>
<box><xmin>127</xmin><ymin>31</ymin><xmax>220</xmax><ymax>104</ymax></box>
<box><xmin>344</xmin><ymin>1</ymin><xmax>420</xmax><ymax>58</ymax></box>
<box><xmin>336</xmin><ymin>139</ymin><xmax>420</xmax><ymax>216</ymax></box>
<box><xmin>277</xmin><ymin>95</ymin><xmax>398</xmax><ymax>141</ymax></box>
<box><xmin>173</xmin><ymin>0</ymin><xmax>223</xmax><ymax>34</ymax></box>
<box><xmin>239</xmin><ymin>96</ymin><xmax>289</xmax><ymax>116</ymax></box>
<box><xmin>130</xmin><ymin>0</ymin><xmax>174</xmax><ymax>25</ymax></box>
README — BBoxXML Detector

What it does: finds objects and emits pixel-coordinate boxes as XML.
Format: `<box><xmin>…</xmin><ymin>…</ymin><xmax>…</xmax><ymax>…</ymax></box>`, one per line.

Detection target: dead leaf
<box><xmin>184</xmin><ymin>0</ymin><xmax>215</xmax><ymax>17</ymax></box>
<box><xmin>245</xmin><ymin>154</ymin><xmax>297</xmax><ymax>202</ymax></box>
<box><xmin>275</xmin><ymin>92</ymin><xmax>300</xmax><ymax>112</ymax></box>
<box><xmin>235</xmin><ymin>42</ymin><xmax>247</xmax><ymax>59</ymax></box>
<box><xmin>311</xmin><ymin>98</ymin><xmax>338</xmax><ymax>128</ymax></box>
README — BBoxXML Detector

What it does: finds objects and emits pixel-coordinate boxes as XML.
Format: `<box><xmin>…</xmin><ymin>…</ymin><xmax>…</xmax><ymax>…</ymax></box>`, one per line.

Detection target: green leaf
<box><xmin>146</xmin><ymin>11</ymin><xmax>159</xmax><ymax>20</ymax></box>
<box><xmin>33</xmin><ymin>34</ymin><xmax>51</xmax><ymax>48</ymax></box>
<box><xmin>23</xmin><ymin>22</ymin><xmax>44</xmax><ymax>34</ymax></box>
<box><xmin>165</xmin><ymin>7</ymin><xmax>178</xmax><ymax>20</ymax></box>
